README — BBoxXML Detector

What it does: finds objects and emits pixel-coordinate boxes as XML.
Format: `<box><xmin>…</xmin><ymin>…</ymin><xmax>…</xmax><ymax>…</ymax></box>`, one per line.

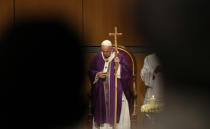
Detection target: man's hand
<box><xmin>114</xmin><ymin>57</ymin><xmax>120</xmax><ymax>63</ymax></box>
<box><xmin>96</xmin><ymin>71</ymin><xmax>107</xmax><ymax>79</ymax></box>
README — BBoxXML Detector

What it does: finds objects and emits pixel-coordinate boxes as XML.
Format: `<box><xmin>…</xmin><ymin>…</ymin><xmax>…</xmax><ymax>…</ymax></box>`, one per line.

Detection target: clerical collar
<box><xmin>101</xmin><ymin>51</ymin><xmax>115</xmax><ymax>63</ymax></box>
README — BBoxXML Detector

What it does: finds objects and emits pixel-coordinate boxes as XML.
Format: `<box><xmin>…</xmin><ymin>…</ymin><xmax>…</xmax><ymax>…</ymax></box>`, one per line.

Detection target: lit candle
<box><xmin>150</xmin><ymin>95</ymin><xmax>156</xmax><ymax>105</ymax></box>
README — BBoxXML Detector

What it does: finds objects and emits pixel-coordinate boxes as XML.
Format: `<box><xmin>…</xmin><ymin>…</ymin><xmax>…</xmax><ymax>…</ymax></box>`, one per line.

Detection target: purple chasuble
<box><xmin>88</xmin><ymin>50</ymin><xmax>132</xmax><ymax>126</ymax></box>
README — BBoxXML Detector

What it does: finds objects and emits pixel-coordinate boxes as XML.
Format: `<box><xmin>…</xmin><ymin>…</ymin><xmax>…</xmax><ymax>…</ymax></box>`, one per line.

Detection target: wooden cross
<box><xmin>109</xmin><ymin>26</ymin><xmax>122</xmax><ymax>129</ymax></box>
<box><xmin>109</xmin><ymin>26</ymin><xmax>123</xmax><ymax>57</ymax></box>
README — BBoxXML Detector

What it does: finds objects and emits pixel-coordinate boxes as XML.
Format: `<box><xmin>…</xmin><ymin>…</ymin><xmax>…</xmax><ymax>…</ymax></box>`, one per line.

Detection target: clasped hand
<box><xmin>97</xmin><ymin>57</ymin><xmax>119</xmax><ymax>79</ymax></box>
<box><xmin>114</xmin><ymin>57</ymin><xmax>120</xmax><ymax>63</ymax></box>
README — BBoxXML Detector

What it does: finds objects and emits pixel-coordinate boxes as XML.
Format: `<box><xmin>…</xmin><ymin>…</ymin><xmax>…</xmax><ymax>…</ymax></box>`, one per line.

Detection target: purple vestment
<box><xmin>88</xmin><ymin>50</ymin><xmax>132</xmax><ymax>126</ymax></box>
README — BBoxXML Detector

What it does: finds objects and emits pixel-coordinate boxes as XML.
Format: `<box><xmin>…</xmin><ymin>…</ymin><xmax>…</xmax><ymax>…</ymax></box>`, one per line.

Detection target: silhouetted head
<box><xmin>0</xmin><ymin>18</ymin><xmax>87</xmax><ymax>129</ymax></box>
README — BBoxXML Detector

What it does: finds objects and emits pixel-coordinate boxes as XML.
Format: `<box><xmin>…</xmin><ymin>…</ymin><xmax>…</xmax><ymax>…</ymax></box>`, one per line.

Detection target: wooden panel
<box><xmin>15</xmin><ymin>0</ymin><xmax>83</xmax><ymax>36</ymax></box>
<box><xmin>84</xmin><ymin>52</ymin><xmax>148</xmax><ymax>128</ymax></box>
<box><xmin>134</xmin><ymin>53</ymin><xmax>148</xmax><ymax>129</ymax></box>
<box><xmin>15</xmin><ymin>0</ymin><xmax>144</xmax><ymax>46</ymax></box>
<box><xmin>84</xmin><ymin>0</ymin><xmax>143</xmax><ymax>46</ymax></box>
<box><xmin>0</xmin><ymin>0</ymin><xmax>14</xmax><ymax>37</ymax></box>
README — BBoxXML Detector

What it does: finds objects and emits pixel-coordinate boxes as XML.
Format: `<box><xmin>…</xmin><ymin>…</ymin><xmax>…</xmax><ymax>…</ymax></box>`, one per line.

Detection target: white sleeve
<box><xmin>93</xmin><ymin>73</ymin><xmax>99</xmax><ymax>84</ymax></box>
<box><xmin>141</xmin><ymin>56</ymin><xmax>153</xmax><ymax>86</ymax></box>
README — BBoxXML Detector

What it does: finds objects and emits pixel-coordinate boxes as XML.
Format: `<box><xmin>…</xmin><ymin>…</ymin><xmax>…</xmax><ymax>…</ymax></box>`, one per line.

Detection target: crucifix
<box><xmin>109</xmin><ymin>26</ymin><xmax>123</xmax><ymax>129</ymax></box>
<box><xmin>109</xmin><ymin>26</ymin><xmax>123</xmax><ymax>57</ymax></box>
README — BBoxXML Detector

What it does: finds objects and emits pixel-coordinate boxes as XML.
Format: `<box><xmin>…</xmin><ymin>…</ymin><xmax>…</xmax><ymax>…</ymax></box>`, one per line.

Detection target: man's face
<box><xmin>101</xmin><ymin>45</ymin><xmax>112</xmax><ymax>58</ymax></box>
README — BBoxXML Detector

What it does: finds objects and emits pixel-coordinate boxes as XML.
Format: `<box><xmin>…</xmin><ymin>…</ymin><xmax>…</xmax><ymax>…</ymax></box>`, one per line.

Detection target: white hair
<box><xmin>101</xmin><ymin>40</ymin><xmax>112</xmax><ymax>46</ymax></box>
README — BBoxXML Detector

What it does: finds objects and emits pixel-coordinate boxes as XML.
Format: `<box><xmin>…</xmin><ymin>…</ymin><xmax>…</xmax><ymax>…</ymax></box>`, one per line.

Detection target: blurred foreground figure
<box><xmin>0</xmin><ymin>18</ymin><xmax>86</xmax><ymax>129</ymax></box>
<box><xmin>141</xmin><ymin>53</ymin><xmax>163</xmax><ymax>105</ymax></box>
<box><xmin>134</xmin><ymin>0</ymin><xmax>210</xmax><ymax>129</ymax></box>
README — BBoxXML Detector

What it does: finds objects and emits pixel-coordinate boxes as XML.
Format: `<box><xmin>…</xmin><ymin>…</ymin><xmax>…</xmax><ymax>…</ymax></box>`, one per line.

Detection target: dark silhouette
<box><xmin>135</xmin><ymin>0</ymin><xmax>210</xmax><ymax>129</ymax></box>
<box><xmin>0</xmin><ymin>18</ymin><xmax>87</xmax><ymax>129</ymax></box>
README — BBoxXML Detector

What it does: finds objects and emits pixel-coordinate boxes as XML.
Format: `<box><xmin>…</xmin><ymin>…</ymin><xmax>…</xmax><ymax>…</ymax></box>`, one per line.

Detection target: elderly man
<box><xmin>88</xmin><ymin>40</ymin><xmax>132</xmax><ymax>129</ymax></box>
